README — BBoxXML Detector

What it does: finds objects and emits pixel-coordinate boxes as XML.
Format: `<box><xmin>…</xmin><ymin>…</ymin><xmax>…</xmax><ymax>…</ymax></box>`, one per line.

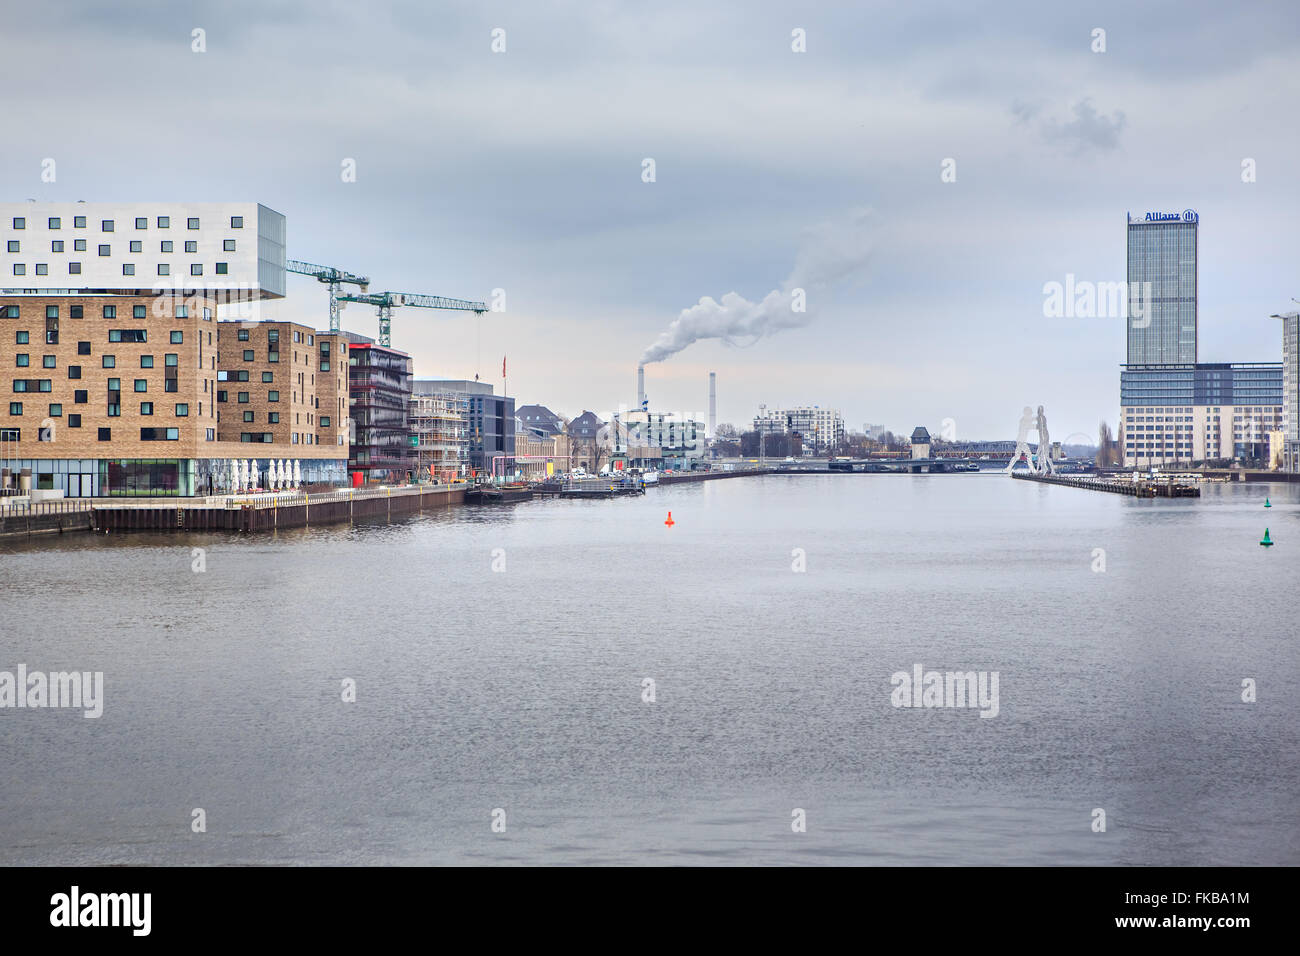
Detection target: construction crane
<box><xmin>286</xmin><ymin>260</ymin><xmax>371</xmax><ymax>333</ymax></box>
<box><xmin>335</xmin><ymin>291</ymin><xmax>487</xmax><ymax>347</ymax></box>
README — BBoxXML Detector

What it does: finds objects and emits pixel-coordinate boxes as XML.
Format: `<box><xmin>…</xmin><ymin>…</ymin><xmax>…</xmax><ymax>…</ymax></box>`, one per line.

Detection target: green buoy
<box><xmin>1260</xmin><ymin>528</ymin><xmax>1274</xmax><ymax>547</ymax></box>
<box><xmin>1265</xmin><ymin>498</ymin><xmax>1272</xmax><ymax>508</ymax></box>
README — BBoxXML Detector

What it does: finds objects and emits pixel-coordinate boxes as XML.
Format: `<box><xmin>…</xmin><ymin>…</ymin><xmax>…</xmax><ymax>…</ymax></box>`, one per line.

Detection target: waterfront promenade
<box><xmin>0</xmin><ymin>484</ymin><xmax>464</xmax><ymax>538</ymax></box>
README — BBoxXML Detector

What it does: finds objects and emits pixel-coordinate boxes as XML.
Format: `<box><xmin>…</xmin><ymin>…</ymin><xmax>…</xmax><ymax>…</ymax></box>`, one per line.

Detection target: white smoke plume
<box><xmin>639</xmin><ymin>209</ymin><xmax>875</xmax><ymax>365</ymax></box>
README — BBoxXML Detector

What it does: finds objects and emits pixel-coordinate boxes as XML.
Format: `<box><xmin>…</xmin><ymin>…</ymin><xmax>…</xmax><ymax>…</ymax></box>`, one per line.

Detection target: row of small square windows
<box><xmin>1</xmin><ymin>308</ymin><xmax>334</xmax><ymax>341</ymax></box>
<box><xmin>12</xmin><ymin>262</ymin><xmax>231</xmax><ymax>276</ymax></box>
<box><xmin>6</xmin><ymin>403</ymin><xmax>188</xmax><ymax>417</ymax></box>
<box><xmin>15</xmin><ymin>329</ymin><xmax>184</xmax><ymax>345</ymax></box>
<box><xmin>10</xmin><ymin>216</ymin><xmax>244</xmax><ymax>231</ymax></box>
<box><xmin>0</xmin><ymin>427</ymin><xmax>226</xmax><ymax>441</ymax></box>
<box><xmin>18</xmin><ymin>354</ymin><xmax>181</xmax><ymax>369</ymax></box>
<box><xmin>3</xmin><ymin>304</ymin><xmax>205</xmax><ymax>319</ymax></box>
<box><xmin>8</xmin><ymin>239</ymin><xmax>237</xmax><ymax>253</ymax></box>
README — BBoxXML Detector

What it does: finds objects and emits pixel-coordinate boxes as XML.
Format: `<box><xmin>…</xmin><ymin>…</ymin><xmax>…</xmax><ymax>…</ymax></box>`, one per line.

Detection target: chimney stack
<box><xmin>637</xmin><ymin>364</ymin><xmax>646</xmax><ymax>410</ymax></box>
<box><xmin>709</xmin><ymin>371</ymin><xmax>717</xmax><ymax>437</ymax></box>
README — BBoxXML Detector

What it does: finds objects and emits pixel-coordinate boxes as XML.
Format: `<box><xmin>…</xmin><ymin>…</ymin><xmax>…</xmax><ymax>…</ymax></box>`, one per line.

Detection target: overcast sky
<box><xmin>5</xmin><ymin>0</ymin><xmax>1298</xmax><ymax>441</ymax></box>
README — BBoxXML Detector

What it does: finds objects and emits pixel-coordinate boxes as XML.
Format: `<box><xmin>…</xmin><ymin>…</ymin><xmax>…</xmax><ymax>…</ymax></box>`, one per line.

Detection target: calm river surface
<box><xmin>2</xmin><ymin>473</ymin><xmax>1297</xmax><ymax>865</ymax></box>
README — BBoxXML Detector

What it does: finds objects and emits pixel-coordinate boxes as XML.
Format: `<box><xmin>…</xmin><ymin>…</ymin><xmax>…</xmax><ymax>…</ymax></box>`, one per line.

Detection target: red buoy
<box><xmin>664</xmin><ymin>511</ymin><xmax>675</xmax><ymax>527</ymax></box>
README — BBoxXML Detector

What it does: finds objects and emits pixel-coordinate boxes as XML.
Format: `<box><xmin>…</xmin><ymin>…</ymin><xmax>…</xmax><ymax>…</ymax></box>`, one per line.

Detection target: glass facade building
<box><xmin>1126</xmin><ymin>215</ymin><xmax>1198</xmax><ymax>365</ymax></box>
<box><xmin>347</xmin><ymin>341</ymin><xmax>413</xmax><ymax>483</ymax></box>
<box><xmin>1120</xmin><ymin>363</ymin><xmax>1282</xmax><ymax>407</ymax></box>
<box><xmin>0</xmin><ymin>455</ymin><xmax>347</xmax><ymax>496</ymax></box>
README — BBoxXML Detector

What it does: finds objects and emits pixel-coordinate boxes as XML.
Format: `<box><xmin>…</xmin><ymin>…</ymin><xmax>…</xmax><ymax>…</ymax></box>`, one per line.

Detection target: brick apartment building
<box><xmin>0</xmin><ymin>202</ymin><xmax>350</xmax><ymax>495</ymax></box>
<box><xmin>215</xmin><ymin>320</ymin><xmax>349</xmax><ymax>452</ymax></box>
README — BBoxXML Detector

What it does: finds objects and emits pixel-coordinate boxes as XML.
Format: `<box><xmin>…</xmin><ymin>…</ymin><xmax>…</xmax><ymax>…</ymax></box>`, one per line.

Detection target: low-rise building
<box><xmin>513</xmin><ymin>430</ymin><xmax>571</xmax><ymax>479</ymax></box>
<box><xmin>910</xmin><ymin>427</ymin><xmax>930</xmax><ymax>459</ymax></box>
<box><xmin>515</xmin><ymin>403</ymin><xmax>564</xmax><ymax>437</ymax></box>
<box><xmin>624</xmin><ymin>410</ymin><xmax>705</xmax><ymax>471</ymax></box>
<box><xmin>567</xmin><ymin>410</ymin><xmax>605</xmax><ymax>472</ymax></box>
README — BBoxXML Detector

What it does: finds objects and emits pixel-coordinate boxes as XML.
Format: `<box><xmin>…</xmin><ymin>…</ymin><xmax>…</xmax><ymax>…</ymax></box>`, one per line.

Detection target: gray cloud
<box><xmin>1010</xmin><ymin>99</ymin><xmax>1040</xmax><ymax>126</ymax></box>
<box><xmin>1039</xmin><ymin>98</ymin><xmax>1127</xmax><ymax>154</ymax></box>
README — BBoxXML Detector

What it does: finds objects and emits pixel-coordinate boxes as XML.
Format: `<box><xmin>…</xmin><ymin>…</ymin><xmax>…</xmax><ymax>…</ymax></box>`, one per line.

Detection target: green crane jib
<box><xmin>335</xmin><ymin>291</ymin><xmax>488</xmax><ymax>347</ymax></box>
<box><xmin>286</xmin><ymin>259</ymin><xmax>371</xmax><ymax>333</ymax></box>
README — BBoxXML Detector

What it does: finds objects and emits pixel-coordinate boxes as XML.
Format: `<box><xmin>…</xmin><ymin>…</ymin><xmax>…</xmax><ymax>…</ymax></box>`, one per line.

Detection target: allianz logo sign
<box><xmin>1141</xmin><ymin>209</ymin><xmax>1198</xmax><ymax>222</ymax></box>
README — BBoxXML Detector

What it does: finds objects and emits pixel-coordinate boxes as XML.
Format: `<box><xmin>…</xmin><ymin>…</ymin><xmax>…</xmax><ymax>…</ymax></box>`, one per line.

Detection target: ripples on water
<box><xmin>1</xmin><ymin>475</ymin><xmax>1296</xmax><ymax>864</ymax></box>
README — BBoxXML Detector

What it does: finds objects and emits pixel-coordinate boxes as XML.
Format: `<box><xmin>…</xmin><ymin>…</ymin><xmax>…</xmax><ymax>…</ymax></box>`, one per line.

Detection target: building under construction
<box><xmin>410</xmin><ymin>392</ymin><xmax>469</xmax><ymax>482</ymax></box>
<box><xmin>412</xmin><ymin>379</ymin><xmax>514</xmax><ymax>474</ymax></box>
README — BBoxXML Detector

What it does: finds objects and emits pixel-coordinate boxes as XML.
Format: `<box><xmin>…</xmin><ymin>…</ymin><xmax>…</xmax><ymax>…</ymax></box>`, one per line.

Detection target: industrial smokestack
<box><xmin>637</xmin><ymin>364</ymin><xmax>646</xmax><ymax>410</ymax></box>
<box><xmin>709</xmin><ymin>372</ymin><xmax>717</xmax><ymax>437</ymax></box>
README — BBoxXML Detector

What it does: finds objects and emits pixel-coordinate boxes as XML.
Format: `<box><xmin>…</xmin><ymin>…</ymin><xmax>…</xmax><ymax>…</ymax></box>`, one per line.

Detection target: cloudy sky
<box><xmin>5</xmin><ymin>0</ymin><xmax>1298</xmax><ymax>441</ymax></box>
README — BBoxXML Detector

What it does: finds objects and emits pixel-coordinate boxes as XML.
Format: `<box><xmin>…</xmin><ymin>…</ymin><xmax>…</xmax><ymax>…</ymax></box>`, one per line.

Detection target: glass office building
<box><xmin>1120</xmin><ymin>363</ymin><xmax>1282</xmax><ymax>408</ymax></box>
<box><xmin>1126</xmin><ymin>214</ymin><xmax>1198</xmax><ymax>365</ymax></box>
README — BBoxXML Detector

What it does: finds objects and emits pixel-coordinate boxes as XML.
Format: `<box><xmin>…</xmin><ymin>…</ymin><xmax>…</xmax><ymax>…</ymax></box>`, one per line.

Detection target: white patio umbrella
<box><xmin>281</xmin><ymin>459</ymin><xmax>290</xmax><ymax>489</ymax></box>
<box><xmin>269</xmin><ymin>458</ymin><xmax>280</xmax><ymax>490</ymax></box>
<box><xmin>227</xmin><ymin>459</ymin><xmax>237</xmax><ymax>493</ymax></box>
<box><xmin>293</xmin><ymin>460</ymin><xmax>302</xmax><ymax>488</ymax></box>
<box><xmin>248</xmin><ymin>459</ymin><xmax>258</xmax><ymax>491</ymax></box>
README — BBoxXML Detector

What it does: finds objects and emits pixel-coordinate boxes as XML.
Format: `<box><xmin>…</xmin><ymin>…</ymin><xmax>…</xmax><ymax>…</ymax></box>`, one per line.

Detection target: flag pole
<box><xmin>503</xmin><ymin>355</ymin><xmax>508</xmax><ymax>481</ymax></box>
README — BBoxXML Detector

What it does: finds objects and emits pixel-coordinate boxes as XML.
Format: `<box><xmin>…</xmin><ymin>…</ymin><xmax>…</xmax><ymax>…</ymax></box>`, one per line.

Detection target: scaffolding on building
<box><xmin>409</xmin><ymin>393</ymin><xmax>470</xmax><ymax>482</ymax></box>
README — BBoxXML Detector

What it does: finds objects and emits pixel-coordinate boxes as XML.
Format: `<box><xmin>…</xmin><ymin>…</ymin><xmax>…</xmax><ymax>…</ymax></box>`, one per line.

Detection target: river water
<box><xmin>2</xmin><ymin>473</ymin><xmax>1297</xmax><ymax>865</ymax></box>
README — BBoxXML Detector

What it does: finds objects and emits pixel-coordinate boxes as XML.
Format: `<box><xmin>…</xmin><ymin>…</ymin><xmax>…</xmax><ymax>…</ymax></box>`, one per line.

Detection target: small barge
<box><xmin>464</xmin><ymin>482</ymin><xmax>535</xmax><ymax>504</ymax></box>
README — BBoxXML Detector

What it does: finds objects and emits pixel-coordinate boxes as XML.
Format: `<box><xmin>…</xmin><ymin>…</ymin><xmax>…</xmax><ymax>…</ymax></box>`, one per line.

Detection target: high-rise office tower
<box><xmin>1126</xmin><ymin>211</ymin><xmax>1198</xmax><ymax>365</ymax></box>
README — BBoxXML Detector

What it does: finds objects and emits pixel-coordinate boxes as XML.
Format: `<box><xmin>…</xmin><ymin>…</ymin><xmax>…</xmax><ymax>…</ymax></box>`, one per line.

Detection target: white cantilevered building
<box><xmin>1</xmin><ymin>202</ymin><xmax>285</xmax><ymax>301</ymax></box>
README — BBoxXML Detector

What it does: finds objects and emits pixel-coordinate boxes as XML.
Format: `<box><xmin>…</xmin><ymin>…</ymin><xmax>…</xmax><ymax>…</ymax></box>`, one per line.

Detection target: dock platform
<box><xmin>1012</xmin><ymin>472</ymin><xmax>1200</xmax><ymax>497</ymax></box>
